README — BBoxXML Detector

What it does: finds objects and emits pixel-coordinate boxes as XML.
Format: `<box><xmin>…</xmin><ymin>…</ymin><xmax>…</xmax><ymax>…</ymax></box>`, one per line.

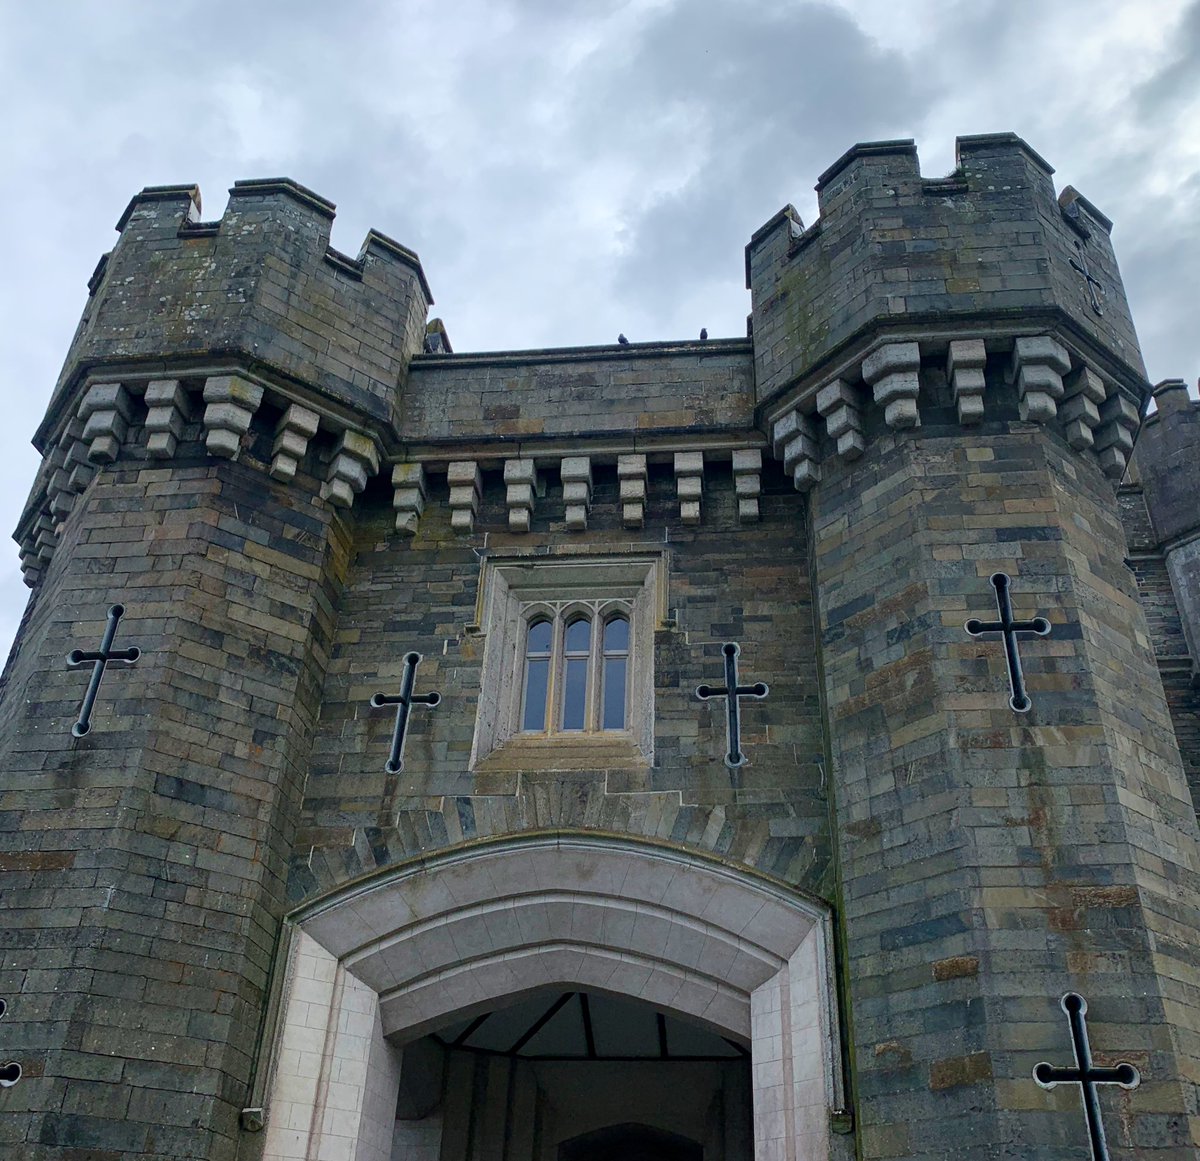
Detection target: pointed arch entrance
<box><xmin>259</xmin><ymin>835</ymin><xmax>841</xmax><ymax>1161</ymax></box>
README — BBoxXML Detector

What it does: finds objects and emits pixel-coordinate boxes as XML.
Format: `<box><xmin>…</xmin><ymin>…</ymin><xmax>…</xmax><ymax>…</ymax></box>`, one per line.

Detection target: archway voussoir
<box><xmin>304</xmin><ymin>900</ymin><xmax>382</xmax><ymax>958</ymax></box>
<box><xmin>700</xmin><ymin>988</ymin><xmax>753</xmax><ymax>1042</ymax></box>
<box><xmin>277</xmin><ymin>839</ymin><xmax>838</xmax><ymax>1160</ymax></box>
<box><xmin>341</xmin><ymin>890</ymin><xmax>419</xmax><ymax>944</ymax></box>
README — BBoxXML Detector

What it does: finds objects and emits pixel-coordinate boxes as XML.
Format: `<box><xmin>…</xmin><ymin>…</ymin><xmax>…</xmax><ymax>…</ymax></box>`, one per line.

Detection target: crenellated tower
<box><xmin>746</xmin><ymin>134</ymin><xmax>1200</xmax><ymax>1159</ymax></box>
<box><xmin>1</xmin><ymin>179</ymin><xmax>434</xmax><ymax>1158</ymax></box>
<box><xmin>1</xmin><ymin>137</ymin><xmax>1198</xmax><ymax>1161</ymax></box>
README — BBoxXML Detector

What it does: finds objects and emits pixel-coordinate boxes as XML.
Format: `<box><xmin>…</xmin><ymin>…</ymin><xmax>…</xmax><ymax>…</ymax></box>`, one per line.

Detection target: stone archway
<box><xmin>259</xmin><ymin>835</ymin><xmax>841</xmax><ymax>1161</ymax></box>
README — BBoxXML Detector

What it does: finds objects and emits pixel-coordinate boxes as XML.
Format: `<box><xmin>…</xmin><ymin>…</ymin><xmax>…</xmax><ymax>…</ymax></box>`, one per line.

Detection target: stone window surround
<box><xmin>257</xmin><ymin>835</ymin><xmax>843</xmax><ymax>1161</ymax></box>
<box><xmin>469</xmin><ymin>549</ymin><xmax>665</xmax><ymax>771</ymax></box>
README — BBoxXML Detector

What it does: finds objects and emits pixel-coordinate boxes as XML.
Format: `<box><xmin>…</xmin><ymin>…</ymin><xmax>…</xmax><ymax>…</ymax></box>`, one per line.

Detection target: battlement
<box><xmin>38</xmin><ymin>178</ymin><xmax>434</xmax><ymax>452</ymax></box>
<box><xmin>747</xmin><ymin>133</ymin><xmax>1144</xmax><ymax>409</ymax></box>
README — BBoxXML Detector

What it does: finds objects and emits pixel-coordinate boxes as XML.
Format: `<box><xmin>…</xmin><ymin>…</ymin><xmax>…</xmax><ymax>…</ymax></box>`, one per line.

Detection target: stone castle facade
<box><xmin>1</xmin><ymin>133</ymin><xmax>1199</xmax><ymax>1160</ymax></box>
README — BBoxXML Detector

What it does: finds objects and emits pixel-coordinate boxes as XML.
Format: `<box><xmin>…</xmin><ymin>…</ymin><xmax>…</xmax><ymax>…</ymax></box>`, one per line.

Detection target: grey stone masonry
<box><xmin>269</xmin><ymin>403</ymin><xmax>320</xmax><ymax>483</ymax></box>
<box><xmin>37</xmin><ymin>179</ymin><xmax>432</xmax><ymax>448</ymax></box>
<box><xmin>78</xmin><ymin>381</ymin><xmax>134</xmax><ymax>464</ymax></box>
<box><xmin>560</xmin><ymin>455</ymin><xmax>593</xmax><ymax>530</ymax></box>
<box><xmin>617</xmin><ymin>453</ymin><xmax>647</xmax><ymax>527</ymax></box>
<box><xmin>503</xmin><ymin>457</ymin><xmax>537</xmax><ymax>532</ymax></box>
<box><xmin>202</xmin><ymin>374</ymin><xmax>264</xmax><ymax>460</ymax></box>
<box><xmin>747</xmin><ymin>134</ymin><xmax>1146</xmax><ymax>419</ymax></box>
<box><xmin>946</xmin><ymin>339</ymin><xmax>986</xmax><ymax>423</ymax></box>
<box><xmin>811</xmin><ymin>368</ymin><xmax>1200</xmax><ymax>1159</ymax></box>
<box><xmin>0</xmin><ymin>432</ymin><xmax>352</xmax><ymax>1159</ymax></box>
<box><xmin>142</xmin><ymin>379</ymin><xmax>188</xmax><ymax>460</ymax></box>
<box><xmin>1121</xmin><ymin>381</ymin><xmax>1200</xmax><ymax>850</ymax></box>
<box><xmin>3</xmin><ymin>137</ymin><xmax>1199</xmax><ymax>1161</ymax></box>
<box><xmin>404</xmin><ymin>340</ymin><xmax>754</xmax><ymax>449</ymax></box>
<box><xmin>391</xmin><ymin>462</ymin><xmax>427</xmax><ymax>535</ymax></box>
<box><xmin>1130</xmin><ymin>382</ymin><xmax>1200</xmax><ymax>677</ymax></box>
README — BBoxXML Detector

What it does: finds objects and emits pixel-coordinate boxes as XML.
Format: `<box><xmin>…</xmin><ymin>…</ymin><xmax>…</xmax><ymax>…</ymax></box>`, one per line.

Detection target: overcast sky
<box><xmin>2</xmin><ymin>0</ymin><xmax>1198</xmax><ymax>659</ymax></box>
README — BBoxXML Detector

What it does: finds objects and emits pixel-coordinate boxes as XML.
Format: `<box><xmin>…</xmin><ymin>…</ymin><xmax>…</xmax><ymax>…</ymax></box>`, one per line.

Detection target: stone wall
<box><xmin>402</xmin><ymin>342</ymin><xmax>753</xmax><ymax>447</ymax></box>
<box><xmin>290</xmin><ymin>453</ymin><xmax>831</xmax><ymax>905</ymax></box>
<box><xmin>0</xmin><ymin>413</ymin><xmax>352</xmax><ymax>1158</ymax></box>
<box><xmin>37</xmin><ymin>180</ymin><xmax>431</xmax><ymax>447</ymax></box>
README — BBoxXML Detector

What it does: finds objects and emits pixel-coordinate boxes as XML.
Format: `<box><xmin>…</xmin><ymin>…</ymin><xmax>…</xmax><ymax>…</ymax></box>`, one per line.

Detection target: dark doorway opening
<box><xmin>559</xmin><ymin>1123</ymin><xmax>703</xmax><ymax>1161</ymax></box>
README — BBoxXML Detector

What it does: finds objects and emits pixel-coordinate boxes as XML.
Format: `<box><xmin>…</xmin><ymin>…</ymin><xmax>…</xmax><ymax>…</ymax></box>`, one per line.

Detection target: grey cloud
<box><xmin>591</xmin><ymin>2</ymin><xmax>936</xmax><ymax>324</ymax></box>
<box><xmin>3</xmin><ymin>0</ymin><xmax>1199</xmax><ymax>658</ymax></box>
<box><xmin>1134</xmin><ymin>0</ymin><xmax>1200</xmax><ymax>118</ymax></box>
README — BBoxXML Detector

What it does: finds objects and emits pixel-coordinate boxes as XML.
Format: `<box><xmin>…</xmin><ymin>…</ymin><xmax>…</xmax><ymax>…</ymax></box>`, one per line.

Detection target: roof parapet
<box><xmin>115</xmin><ymin>184</ymin><xmax>202</xmax><ymax>232</ymax></box>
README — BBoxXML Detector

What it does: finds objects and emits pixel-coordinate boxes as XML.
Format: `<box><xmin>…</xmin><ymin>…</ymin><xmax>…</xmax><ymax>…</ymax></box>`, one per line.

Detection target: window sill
<box><xmin>473</xmin><ymin>734</ymin><xmax>650</xmax><ymax>773</ymax></box>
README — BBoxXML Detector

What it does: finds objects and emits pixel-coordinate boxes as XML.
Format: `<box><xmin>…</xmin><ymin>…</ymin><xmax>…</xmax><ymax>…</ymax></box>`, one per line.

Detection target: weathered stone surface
<box><xmin>78</xmin><ymin>380</ymin><xmax>133</xmax><ymax>464</ymax></box>
<box><xmin>270</xmin><ymin>402</ymin><xmax>321</xmax><ymax>482</ymax></box>
<box><xmin>392</xmin><ymin>461</ymin><xmax>428</xmax><ymax>535</ymax></box>
<box><xmin>321</xmin><ymin>429</ymin><xmax>379</xmax><ymax>508</ymax></box>
<box><xmin>202</xmin><ymin>374</ymin><xmax>264</xmax><ymax>460</ymax></box>
<box><xmin>946</xmin><ymin>339</ymin><xmax>986</xmax><ymax>424</ymax></box>
<box><xmin>3</xmin><ymin>138</ymin><xmax>1198</xmax><ymax>1161</ymax></box>
<box><xmin>617</xmin><ymin>454</ymin><xmax>647</xmax><ymax>528</ymax></box>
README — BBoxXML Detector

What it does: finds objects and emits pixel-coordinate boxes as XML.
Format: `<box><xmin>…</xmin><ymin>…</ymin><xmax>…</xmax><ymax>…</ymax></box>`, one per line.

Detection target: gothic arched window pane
<box><xmin>522</xmin><ymin>618</ymin><xmax>553</xmax><ymax>732</ymax></box>
<box><xmin>602</xmin><ymin>615</ymin><xmax>629</xmax><ymax>730</ymax></box>
<box><xmin>562</xmin><ymin>616</ymin><xmax>591</xmax><ymax>731</ymax></box>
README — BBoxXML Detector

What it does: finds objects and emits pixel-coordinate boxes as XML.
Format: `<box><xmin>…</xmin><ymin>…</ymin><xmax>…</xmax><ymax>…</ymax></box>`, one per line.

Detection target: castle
<box><xmin>1</xmin><ymin>133</ymin><xmax>1198</xmax><ymax>1161</ymax></box>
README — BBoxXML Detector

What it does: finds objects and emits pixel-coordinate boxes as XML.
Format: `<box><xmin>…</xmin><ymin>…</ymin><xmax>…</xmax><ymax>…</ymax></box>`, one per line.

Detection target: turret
<box><xmin>748</xmin><ymin>134</ymin><xmax>1146</xmax><ymax>492</ymax></box>
<box><xmin>744</xmin><ymin>136</ymin><xmax>1200</xmax><ymax>1159</ymax></box>
<box><xmin>15</xmin><ymin>179</ymin><xmax>433</xmax><ymax>589</ymax></box>
<box><xmin>0</xmin><ymin>180</ymin><xmax>433</xmax><ymax>1159</ymax></box>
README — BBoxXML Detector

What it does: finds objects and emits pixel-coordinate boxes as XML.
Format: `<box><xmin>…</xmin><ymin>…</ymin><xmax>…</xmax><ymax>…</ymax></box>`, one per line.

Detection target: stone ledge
<box><xmin>471</xmin><ymin>735</ymin><xmax>649</xmax><ymax>774</ymax></box>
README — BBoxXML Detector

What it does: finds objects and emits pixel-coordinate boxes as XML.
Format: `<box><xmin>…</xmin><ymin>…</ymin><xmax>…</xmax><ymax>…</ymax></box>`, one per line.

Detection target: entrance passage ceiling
<box><xmin>432</xmin><ymin>990</ymin><xmax>749</xmax><ymax>1061</ymax></box>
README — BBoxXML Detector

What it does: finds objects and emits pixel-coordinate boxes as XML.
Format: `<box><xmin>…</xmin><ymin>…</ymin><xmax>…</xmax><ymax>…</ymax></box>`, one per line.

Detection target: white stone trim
<box><xmin>259</xmin><ymin>932</ymin><xmax>401</xmax><ymax>1161</ymax></box>
<box><xmin>468</xmin><ymin>553</ymin><xmax>662</xmax><ymax>766</ymax></box>
<box><xmin>264</xmin><ymin>837</ymin><xmax>841</xmax><ymax>1161</ymax></box>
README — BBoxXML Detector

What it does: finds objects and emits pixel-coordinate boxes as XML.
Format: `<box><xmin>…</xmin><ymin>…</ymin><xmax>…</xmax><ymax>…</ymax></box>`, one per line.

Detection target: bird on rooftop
<box><xmin>700</xmin><ymin>328</ymin><xmax>708</xmax><ymax>341</ymax></box>
<box><xmin>618</xmin><ymin>334</ymin><xmax>629</xmax><ymax>345</ymax></box>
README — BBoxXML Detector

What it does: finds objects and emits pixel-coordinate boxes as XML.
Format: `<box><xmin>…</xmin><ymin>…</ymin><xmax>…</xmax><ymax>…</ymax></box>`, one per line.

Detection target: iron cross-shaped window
<box><xmin>696</xmin><ymin>642</ymin><xmax>768</xmax><ymax>768</ymax></box>
<box><xmin>1034</xmin><ymin>992</ymin><xmax>1140</xmax><ymax>1161</ymax></box>
<box><xmin>66</xmin><ymin>604</ymin><xmax>141</xmax><ymax>737</ymax></box>
<box><xmin>0</xmin><ymin>998</ymin><xmax>20</xmax><ymax>1089</ymax></box>
<box><xmin>1070</xmin><ymin>239</ymin><xmax>1105</xmax><ymax>316</ymax></box>
<box><xmin>965</xmin><ymin>573</ymin><xmax>1051</xmax><ymax>712</ymax></box>
<box><xmin>370</xmin><ymin>651</ymin><xmax>442</xmax><ymax>773</ymax></box>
